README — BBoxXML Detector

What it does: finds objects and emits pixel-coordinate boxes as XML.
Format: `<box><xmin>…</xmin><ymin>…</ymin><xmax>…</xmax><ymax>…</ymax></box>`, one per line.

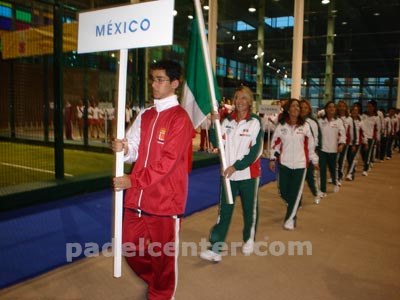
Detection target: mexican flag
<box><xmin>182</xmin><ymin>18</ymin><xmax>221</xmax><ymax>129</ymax></box>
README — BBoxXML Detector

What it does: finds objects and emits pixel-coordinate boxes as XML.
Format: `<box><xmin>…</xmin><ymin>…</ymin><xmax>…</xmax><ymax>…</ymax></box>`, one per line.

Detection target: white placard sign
<box><xmin>259</xmin><ymin>104</ymin><xmax>281</xmax><ymax>115</ymax></box>
<box><xmin>77</xmin><ymin>0</ymin><xmax>174</xmax><ymax>53</ymax></box>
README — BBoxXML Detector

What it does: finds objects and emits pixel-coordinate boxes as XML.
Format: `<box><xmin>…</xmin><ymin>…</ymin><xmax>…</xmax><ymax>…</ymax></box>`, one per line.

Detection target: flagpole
<box><xmin>194</xmin><ymin>0</ymin><xmax>233</xmax><ymax>205</ymax></box>
<box><xmin>113</xmin><ymin>48</ymin><xmax>128</xmax><ymax>278</ymax></box>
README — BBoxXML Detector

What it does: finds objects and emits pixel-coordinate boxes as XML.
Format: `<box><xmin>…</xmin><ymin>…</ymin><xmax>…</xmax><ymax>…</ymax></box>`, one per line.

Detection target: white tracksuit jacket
<box><xmin>361</xmin><ymin>114</ymin><xmax>381</xmax><ymax>141</ymax></box>
<box><xmin>220</xmin><ymin>112</ymin><xmax>264</xmax><ymax>181</ymax></box>
<box><xmin>270</xmin><ymin>121</ymin><xmax>319</xmax><ymax>169</ymax></box>
<box><xmin>318</xmin><ymin>117</ymin><xmax>346</xmax><ymax>153</ymax></box>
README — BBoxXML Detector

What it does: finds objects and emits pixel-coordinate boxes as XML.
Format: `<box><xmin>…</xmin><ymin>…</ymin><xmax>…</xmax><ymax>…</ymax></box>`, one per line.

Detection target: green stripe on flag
<box><xmin>182</xmin><ymin>18</ymin><xmax>221</xmax><ymax>129</ymax></box>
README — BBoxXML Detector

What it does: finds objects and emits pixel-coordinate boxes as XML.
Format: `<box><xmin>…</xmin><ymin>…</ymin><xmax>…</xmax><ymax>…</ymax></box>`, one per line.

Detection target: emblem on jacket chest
<box><xmin>157</xmin><ymin>128</ymin><xmax>166</xmax><ymax>143</ymax></box>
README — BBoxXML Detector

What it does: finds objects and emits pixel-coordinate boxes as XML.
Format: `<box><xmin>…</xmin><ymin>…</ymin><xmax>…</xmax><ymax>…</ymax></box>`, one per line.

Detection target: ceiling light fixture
<box><xmin>373</xmin><ymin>12</ymin><xmax>380</xmax><ymax>16</ymax></box>
<box><xmin>188</xmin><ymin>15</ymin><xmax>193</xmax><ymax>19</ymax></box>
<box><xmin>248</xmin><ymin>2</ymin><xmax>256</xmax><ymax>13</ymax></box>
<box><xmin>238</xmin><ymin>45</ymin><xmax>243</xmax><ymax>51</ymax></box>
<box><xmin>247</xmin><ymin>43</ymin><xmax>252</xmax><ymax>48</ymax></box>
<box><xmin>321</xmin><ymin>0</ymin><xmax>330</xmax><ymax>5</ymax></box>
<box><xmin>203</xmin><ymin>5</ymin><xmax>209</xmax><ymax>10</ymax></box>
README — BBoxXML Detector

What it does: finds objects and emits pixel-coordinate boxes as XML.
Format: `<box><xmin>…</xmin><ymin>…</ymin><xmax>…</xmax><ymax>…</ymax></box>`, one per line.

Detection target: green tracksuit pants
<box><xmin>305</xmin><ymin>163</ymin><xmax>319</xmax><ymax>197</ymax></box>
<box><xmin>278</xmin><ymin>164</ymin><xmax>307</xmax><ymax>222</ymax></box>
<box><xmin>346</xmin><ymin>145</ymin><xmax>360</xmax><ymax>179</ymax></box>
<box><xmin>337</xmin><ymin>145</ymin><xmax>349</xmax><ymax>181</ymax></box>
<box><xmin>209</xmin><ymin>177</ymin><xmax>259</xmax><ymax>254</ymax></box>
<box><xmin>319</xmin><ymin>151</ymin><xmax>338</xmax><ymax>193</ymax></box>
<box><xmin>361</xmin><ymin>138</ymin><xmax>376</xmax><ymax>172</ymax></box>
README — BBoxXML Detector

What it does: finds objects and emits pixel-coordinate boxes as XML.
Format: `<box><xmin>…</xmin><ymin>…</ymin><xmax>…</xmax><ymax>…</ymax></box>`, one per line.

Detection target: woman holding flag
<box><xmin>200</xmin><ymin>85</ymin><xmax>264</xmax><ymax>262</ymax></box>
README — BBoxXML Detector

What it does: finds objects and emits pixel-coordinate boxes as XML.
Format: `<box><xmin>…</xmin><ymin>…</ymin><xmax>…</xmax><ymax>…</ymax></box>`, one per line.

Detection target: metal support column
<box><xmin>397</xmin><ymin>54</ymin><xmax>400</xmax><ymax>109</ymax></box>
<box><xmin>291</xmin><ymin>0</ymin><xmax>304</xmax><ymax>100</ymax></box>
<box><xmin>323</xmin><ymin>2</ymin><xmax>335</xmax><ymax>104</ymax></box>
<box><xmin>256</xmin><ymin>0</ymin><xmax>265</xmax><ymax>112</ymax></box>
<box><xmin>53</xmin><ymin>1</ymin><xmax>64</xmax><ymax>179</ymax></box>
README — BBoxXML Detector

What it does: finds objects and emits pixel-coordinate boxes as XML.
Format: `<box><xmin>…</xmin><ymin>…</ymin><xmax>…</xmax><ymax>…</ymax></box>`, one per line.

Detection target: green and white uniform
<box><xmin>305</xmin><ymin>116</ymin><xmax>321</xmax><ymax>198</ymax></box>
<box><xmin>270</xmin><ymin>121</ymin><xmax>318</xmax><ymax>223</ymax></box>
<box><xmin>318</xmin><ymin>116</ymin><xmax>346</xmax><ymax>192</ymax></box>
<box><xmin>209</xmin><ymin>112</ymin><xmax>263</xmax><ymax>254</ymax></box>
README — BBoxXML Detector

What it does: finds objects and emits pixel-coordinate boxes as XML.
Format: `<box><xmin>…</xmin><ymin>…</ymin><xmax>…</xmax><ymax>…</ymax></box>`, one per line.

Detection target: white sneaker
<box><xmin>283</xmin><ymin>219</ymin><xmax>295</xmax><ymax>231</ymax></box>
<box><xmin>200</xmin><ymin>250</ymin><xmax>222</xmax><ymax>262</ymax></box>
<box><xmin>319</xmin><ymin>192</ymin><xmax>327</xmax><ymax>198</ymax></box>
<box><xmin>314</xmin><ymin>196</ymin><xmax>321</xmax><ymax>205</ymax></box>
<box><xmin>337</xmin><ymin>180</ymin><xmax>342</xmax><ymax>187</ymax></box>
<box><xmin>333</xmin><ymin>185</ymin><xmax>339</xmax><ymax>193</ymax></box>
<box><xmin>242</xmin><ymin>240</ymin><xmax>254</xmax><ymax>255</ymax></box>
<box><xmin>346</xmin><ymin>174</ymin><xmax>353</xmax><ymax>181</ymax></box>
<box><xmin>362</xmin><ymin>171</ymin><xmax>368</xmax><ymax>176</ymax></box>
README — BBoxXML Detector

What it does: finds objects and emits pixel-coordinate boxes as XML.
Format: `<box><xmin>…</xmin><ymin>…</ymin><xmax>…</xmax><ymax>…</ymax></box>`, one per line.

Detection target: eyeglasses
<box><xmin>150</xmin><ymin>77</ymin><xmax>170</xmax><ymax>84</ymax></box>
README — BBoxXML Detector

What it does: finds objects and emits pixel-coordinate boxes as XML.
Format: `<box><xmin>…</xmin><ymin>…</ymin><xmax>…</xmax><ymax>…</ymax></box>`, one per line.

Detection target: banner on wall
<box><xmin>1</xmin><ymin>22</ymin><xmax>77</xmax><ymax>60</ymax></box>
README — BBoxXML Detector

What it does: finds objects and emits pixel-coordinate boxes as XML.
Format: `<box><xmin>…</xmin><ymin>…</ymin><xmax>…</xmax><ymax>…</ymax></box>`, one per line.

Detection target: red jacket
<box><xmin>124</xmin><ymin>102</ymin><xmax>194</xmax><ymax>216</ymax></box>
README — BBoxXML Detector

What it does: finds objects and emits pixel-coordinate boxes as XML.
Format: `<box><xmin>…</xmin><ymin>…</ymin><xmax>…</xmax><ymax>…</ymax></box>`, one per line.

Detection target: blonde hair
<box><xmin>233</xmin><ymin>85</ymin><xmax>254</xmax><ymax>110</ymax></box>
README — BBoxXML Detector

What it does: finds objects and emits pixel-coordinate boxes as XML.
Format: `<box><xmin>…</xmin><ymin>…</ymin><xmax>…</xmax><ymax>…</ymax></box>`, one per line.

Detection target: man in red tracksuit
<box><xmin>112</xmin><ymin>60</ymin><xmax>194</xmax><ymax>300</ymax></box>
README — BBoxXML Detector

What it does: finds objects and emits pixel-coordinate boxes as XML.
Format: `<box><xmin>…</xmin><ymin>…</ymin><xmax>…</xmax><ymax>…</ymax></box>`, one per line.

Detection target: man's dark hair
<box><xmin>150</xmin><ymin>60</ymin><xmax>181</xmax><ymax>81</ymax></box>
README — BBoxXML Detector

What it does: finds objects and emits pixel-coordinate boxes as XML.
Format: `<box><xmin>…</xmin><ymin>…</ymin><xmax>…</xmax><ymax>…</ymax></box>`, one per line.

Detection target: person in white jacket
<box><xmin>318</xmin><ymin>101</ymin><xmax>346</xmax><ymax>196</ymax></box>
<box><xmin>200</xmin><ymin>85</ymin><xmax>263</xmax><ymax>262</ymax></box>
<box><xmin>360</xmin><ymin>100</ymin><xmax>380</xmax><ymax>176</ymax></box>
<box><xmin>346</xmin><ymin>104</ymin><xmax>366</xmax><ymax>181</ymax></box>
<box><xmin>379</xmin><ymin>109</ymin><xmax>392</xmax><ymax>161</ymax></box>
<box><xmin>269</xmin><ymin>99</ymin><xmax>319</xmax><ymax>230</ymax></box>
<box><xmin>336</xmin><ymin>100</ymin><xmax>352</xmax><ymax>185</ymax></box>
<box><xmin>387</xmin><ymin>107</ymin><xmax>398</xmax><ymax>159</ymax></box>
<box><xmin>300</xmin><ymin>99</ymin><xmax>322</xmax><ymax>204</ymax></box>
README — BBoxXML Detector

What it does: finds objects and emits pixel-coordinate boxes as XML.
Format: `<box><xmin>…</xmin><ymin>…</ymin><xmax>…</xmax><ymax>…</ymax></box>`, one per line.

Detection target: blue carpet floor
<box><xmin>0</xmin><ymin>159</ymin><xmax>275</xmax><ymax>289</ymax></box>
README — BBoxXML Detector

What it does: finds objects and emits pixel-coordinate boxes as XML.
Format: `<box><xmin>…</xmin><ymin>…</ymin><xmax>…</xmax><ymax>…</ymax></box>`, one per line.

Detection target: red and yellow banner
<box><xmin>1</xmin><ymin>22</ymin><xmax>77</xmax><ymax>59</ymax></box>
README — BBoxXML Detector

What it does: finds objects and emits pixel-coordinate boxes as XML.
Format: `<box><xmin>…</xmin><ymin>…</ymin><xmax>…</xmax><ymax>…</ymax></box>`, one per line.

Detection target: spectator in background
<box><xmin>260</xmin><ymin>100</ymin><xmax>280</xmax><ymax>158</ymax></box>
<box><xmin>125</xmin><ymin>101</ymin><xmax>133</xmax><ymax>129</ymax></box>
<box><xmin>87</xmin><ymin>101</ymin><xmax>95</xmax><ymax>138</ymax></box>
<box><xmin>64</xmin><ymin>100</ymin><xmax>73</xmax><ymax>140</ymax></box>
<box><xmin>199</xmin><ymin>113</ymin><xmax>212</xmax><ymax>152</ymax></box>
<box><xmin>76</xmin><ymin>99</ymin><xmax>84</xmax><ymax>139</ymax></box>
